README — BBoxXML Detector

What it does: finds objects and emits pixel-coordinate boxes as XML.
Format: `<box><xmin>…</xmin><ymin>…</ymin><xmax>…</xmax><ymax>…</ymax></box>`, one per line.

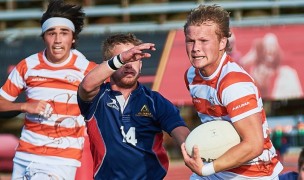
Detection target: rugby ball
<box><xmin>185</xmin><ymin>120</ymin><xmax>240</xmax><ymax>162</ymax></box>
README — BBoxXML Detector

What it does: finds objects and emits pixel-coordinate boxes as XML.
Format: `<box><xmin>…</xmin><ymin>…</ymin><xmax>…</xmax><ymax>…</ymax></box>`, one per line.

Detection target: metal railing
<box><xmin>1</xmin><ymin>1</ymin><xmax>304</xmax><ymax>20</ymax></box>
<box><xmin>0</xmin><ymin>0</ymin><xmax>304</xmax><ymax>37</ymax></box>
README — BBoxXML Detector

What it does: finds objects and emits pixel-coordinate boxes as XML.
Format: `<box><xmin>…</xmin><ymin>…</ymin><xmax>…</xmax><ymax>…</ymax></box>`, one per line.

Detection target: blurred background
<box><xmin>0</xmin><ymin>0</ymin><xmax>303</xmax><ymax>179</ymax></box>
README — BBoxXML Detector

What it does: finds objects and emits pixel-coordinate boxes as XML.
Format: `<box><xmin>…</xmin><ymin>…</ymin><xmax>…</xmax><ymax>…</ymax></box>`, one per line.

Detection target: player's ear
<box><xmin>219</xmin><ymin>37</ymin><xmax>227</xmax><ymax>51</ymax></box>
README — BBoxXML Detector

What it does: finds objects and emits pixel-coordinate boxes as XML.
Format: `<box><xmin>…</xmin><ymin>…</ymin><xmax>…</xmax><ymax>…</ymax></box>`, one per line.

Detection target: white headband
<box><xmin>42</xmin><ymin>17</ymin><xmax>75</xmax><ymax>33</ymax></box>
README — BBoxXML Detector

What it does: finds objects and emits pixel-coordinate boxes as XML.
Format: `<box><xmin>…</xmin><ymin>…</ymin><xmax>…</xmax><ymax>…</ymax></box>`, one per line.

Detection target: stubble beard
<box><xmin>112</xmin><ymin>74</ymin><xmax>139</xmax><ymax>89</ymax></box>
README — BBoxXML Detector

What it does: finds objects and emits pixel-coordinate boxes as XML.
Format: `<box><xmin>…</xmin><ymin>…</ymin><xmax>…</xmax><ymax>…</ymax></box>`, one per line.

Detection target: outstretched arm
<box><xmin>78</xmin><ymin>43</ymin><xmax>155</xmax><ymax>101</ymax></box>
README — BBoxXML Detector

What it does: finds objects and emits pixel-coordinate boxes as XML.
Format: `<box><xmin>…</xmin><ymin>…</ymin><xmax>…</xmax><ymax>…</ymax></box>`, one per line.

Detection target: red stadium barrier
<box><xmin>0</xmin><ymin>134</ymin><xmax>18</xmax><ymax>172</ymax></box>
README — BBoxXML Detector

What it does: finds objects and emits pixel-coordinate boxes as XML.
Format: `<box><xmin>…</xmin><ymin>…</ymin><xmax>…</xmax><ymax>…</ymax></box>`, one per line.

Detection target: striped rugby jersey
<box><xmin>184</xmin><ymin>53</ymin><xmax>283</xmax><ymax>179</ymax></box>
<box><xmin>0</xmin><ymin>49</ymin><xmax>96</xmax><ymax>167</ymax></box>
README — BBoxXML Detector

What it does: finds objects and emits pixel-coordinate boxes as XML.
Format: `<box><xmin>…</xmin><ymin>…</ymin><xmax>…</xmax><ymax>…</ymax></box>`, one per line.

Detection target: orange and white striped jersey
<box><xmin>0</xmin><ymin>49</ymin><xmax>96</xmax><ymax>167</ymax></box>
<box><xmin>184</xmin><ymin>53</ymin><xmax>283</xmax><ymax>179</ymax></box>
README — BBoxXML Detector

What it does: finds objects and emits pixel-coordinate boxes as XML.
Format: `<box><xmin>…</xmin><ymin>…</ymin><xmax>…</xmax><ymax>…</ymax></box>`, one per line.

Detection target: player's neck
<box><xmin>112</xmin><ymin>85</ymin><xmax>135</xmax><ymax>100</ymax></box>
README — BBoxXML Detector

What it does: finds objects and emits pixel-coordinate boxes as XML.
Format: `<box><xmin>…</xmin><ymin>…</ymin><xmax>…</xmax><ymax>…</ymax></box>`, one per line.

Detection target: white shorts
<box><xmin>12</xmin><ymin>158</ymin><xmax>77</xmax><ymax>180</ymax></box>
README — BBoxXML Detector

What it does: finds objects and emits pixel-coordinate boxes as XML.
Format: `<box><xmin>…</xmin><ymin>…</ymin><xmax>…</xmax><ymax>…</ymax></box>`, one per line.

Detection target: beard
<box><xmin>112</xmin><ymin>73</ymin><xmax>139</xmax><ymax>89</ymax></box>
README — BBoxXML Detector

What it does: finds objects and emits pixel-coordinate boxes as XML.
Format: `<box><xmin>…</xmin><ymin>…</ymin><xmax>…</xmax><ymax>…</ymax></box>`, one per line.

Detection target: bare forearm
<box><xmin>79</xmin><ymin>61</ymin><xmax>114</xmax><ymax>101</ymax></box>
<box><xmin>213</xmin><ymin>141</ymin><xmax>263</xmax><ymax>172</ymax></box>
<box><xmin>0</xmin><ymin>98</ymin><xmax>25</xmax><ymax>112</ymax></box>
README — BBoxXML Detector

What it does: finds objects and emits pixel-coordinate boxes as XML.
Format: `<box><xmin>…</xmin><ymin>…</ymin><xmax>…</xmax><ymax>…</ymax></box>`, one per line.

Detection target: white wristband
<box><xmin>201</xmin><ymin>162</ymin><xmax>215</xmax><ymax>176</ymax></box>
<box><xmin>113</xmin><ymin>55</ymin><xmax>124</xmax><ymax>69</ymax></box>
<box><xmin>107</xmin><ymin>55</ymin><xmax>124</xmax><ymax>71</ymax></box>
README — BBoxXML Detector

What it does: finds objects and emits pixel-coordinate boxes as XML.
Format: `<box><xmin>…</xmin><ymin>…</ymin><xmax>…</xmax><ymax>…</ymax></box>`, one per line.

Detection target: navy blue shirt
<box><xmin>77</xmin><ymin>82</ymin><xmax>187</xmax><ymax>180</ymax></box>
<box><xmin>279</xmin><ymin>171</ymin><xmax>298</xmax><ymax>180</ymax></box>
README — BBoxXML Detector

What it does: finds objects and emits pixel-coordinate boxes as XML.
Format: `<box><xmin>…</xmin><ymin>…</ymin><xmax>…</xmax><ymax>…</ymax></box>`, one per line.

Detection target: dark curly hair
<box><xmin>40</xmin><ymin>0</ymin><xmax>85</xmax><ymax>48</ymax></box>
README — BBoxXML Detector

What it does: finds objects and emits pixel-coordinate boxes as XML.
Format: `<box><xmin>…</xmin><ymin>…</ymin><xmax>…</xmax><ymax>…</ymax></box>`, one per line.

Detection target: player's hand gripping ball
<box><xmin>185</xmin><ymin>120</ymin><xmax>241</xmax><ymax>162</ymax></box>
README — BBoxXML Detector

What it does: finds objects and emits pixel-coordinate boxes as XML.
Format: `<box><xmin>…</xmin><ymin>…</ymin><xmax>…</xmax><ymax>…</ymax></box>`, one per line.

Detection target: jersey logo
<box><xmin>120</xmin><ymin>126</ymin><xmax>137</xmax><ymax>146</ymax></box>
<box><xmin>232</xmin><ymin>101</ymin><xmax>250</xmax><ymax>111</ymax></box>
<box><xmin>209</xmin><ymin>96</ymin><xmax>216</xmax><ymax>110</ymax></box>
<box><xmin>107</xmin><ymin>98</ymin><xmax>119</xmax><ymax>111</ymax></box>
<box><xmin>65</xmin><ymin>75</ymin><xmax>78</xmax><ymax>84</ymax></box>
<box><xmin>136</xmin><ymin>105</ymin><xmax>153</xmax><ymax>117</ymax></box>
<box><xmin>31</xmin><ymin>76</ymin><xmax>47</xmax><ymax>82</ymax></box>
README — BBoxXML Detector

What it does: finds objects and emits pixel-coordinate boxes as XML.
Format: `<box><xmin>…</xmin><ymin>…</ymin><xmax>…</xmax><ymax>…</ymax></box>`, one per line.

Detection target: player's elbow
<box><xmin>78</xmin><ymin>82</ymin><xmax>98</xmax><ymax>101</ymax></box>
<box><xmin>80</xmin><ymin>79</ymin><xmax>101</xmax><ymax>95</ymax></box>
<box><xmin>80</xmin><ymin>80</ymin><xmax>92</xmax><ymax>93</ymax></box>
<box><xmin>249</xmin><ymin>138</ymin><xmax>264</xmax><ymax>158</ymax></box>
<box><xmin>240</xmin><ymin>138</ymin><xmax>264</xmax><ymax>161</ymax></box>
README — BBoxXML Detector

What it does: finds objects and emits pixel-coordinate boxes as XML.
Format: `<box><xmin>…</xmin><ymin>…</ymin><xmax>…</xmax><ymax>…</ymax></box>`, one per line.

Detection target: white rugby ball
<box><xmin>185</xmin><ymin>120</ymin><xmax>240</xmax><ymax>162</ymax></box>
